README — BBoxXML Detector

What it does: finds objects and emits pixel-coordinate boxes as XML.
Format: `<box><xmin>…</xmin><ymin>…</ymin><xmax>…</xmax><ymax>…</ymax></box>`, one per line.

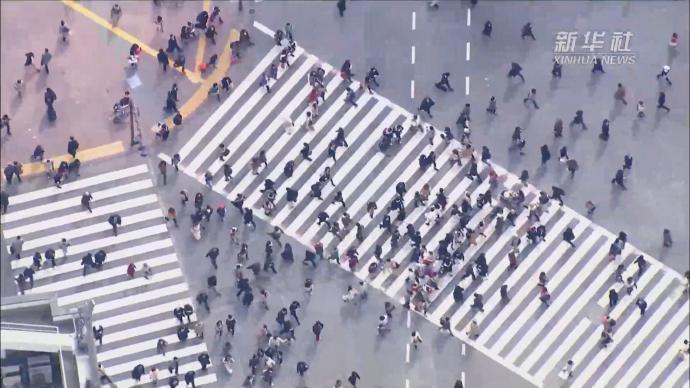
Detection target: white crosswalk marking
<box><xmin>2</xmin><ymin>165</ymin><xmax>216</xmax><ymax>384</ymax></box>
<box><xmin>616</xmin><ymin>307</ymin><xmax>689</xmax><ymax>387</ymax></box>
<box><xmin>169</xmin><ymin>43</ymin><xmax>689</xmax><ymax>388</ymax></box>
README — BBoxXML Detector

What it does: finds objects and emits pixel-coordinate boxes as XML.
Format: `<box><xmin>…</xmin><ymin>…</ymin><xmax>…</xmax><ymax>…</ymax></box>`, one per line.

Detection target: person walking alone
<box><xmin>158</xmin><ymin>160</ymin><xmax>168</xmax><ymax>185</ymax></box>
<box><xmin>40</xmin><ymin>48</ymin><xmax>52</xmax><ymax>74</ymax></box>
<box><xmin>435</xmin><ymin>72</ymin><xmax>454</xmax><ymax>92</ymax></box>
<box><xmin>657</xmin><ymin>92</ymin><xmax>670</xmax><ymax>112</ymax></box>
<box><xmin>656</xmin><ymin>65</ymin><xmax>672</xmax><ymax>85</ymax></box>
<box><xmin>110</xmin><ymin>4</ymin><xmax>122</xmax><ymax>26</ymax></box>
<box><xmin>67</xmin><ymin>136</ymin><xmax>79</xmax><ymax>158</ymax></box>
<box><xmin>523</xmin><ymin>88</ymin><xmax>539</xmax><ymax>109</ymax></box>
<box><xmin>614</xmin><ymin>83</ymin><xmax>628</xmax><ymax>105</ymax></box>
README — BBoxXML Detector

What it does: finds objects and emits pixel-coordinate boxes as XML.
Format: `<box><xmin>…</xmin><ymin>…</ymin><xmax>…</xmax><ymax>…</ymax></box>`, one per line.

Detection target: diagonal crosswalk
<box><xmin>169</xmin><ymin>42</ymin><xmax>689</xmax><ymax>388</ymax></box>
<box><xmin>1</xmin><ymin>165</ymin><xmax>216</xmax><ymax>387</ymax></box>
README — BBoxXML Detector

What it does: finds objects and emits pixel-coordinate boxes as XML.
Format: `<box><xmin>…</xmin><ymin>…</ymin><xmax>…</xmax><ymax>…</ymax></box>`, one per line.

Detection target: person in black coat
<box><xmin>453</xmin><ymin>285</ymin><xmax>465</xmax><ymax>303</ymax></box>
<box><xmin>198</xmin><ymin>353</ymin><xmax>210</xmax><ymax>370</ymax></box>
<box><xmin>281</xmin><ymin>243</ymin><xmax>294</xmax><ymax>261</ymax></box>
<box><xmin>157</xmin><ymin>49</ymin><xmax>169</xmax><ymax>71</ymax></box>
<box><xmin>540</xmin><ymin>145</ymin><xmax>551</xmax><ymax>164</ymax></box>
<box><xmin>132</xmin><ymin>364</ymin><xmax>145</xmax><ymax>381</ymax></box>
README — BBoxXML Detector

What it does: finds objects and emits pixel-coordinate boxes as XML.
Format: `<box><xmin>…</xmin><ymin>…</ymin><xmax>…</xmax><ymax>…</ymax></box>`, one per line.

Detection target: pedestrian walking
<box><xmin>636</xmin><ymin>101</ymin><xmax>645</xmax><ymax>118</ymax></box>
<box><xmin>24</xmin><ymin>52</ymin><xmax>39</xmax><ymax>72</ymax></box>
<box><xmin>482</xmin><ymin>20</ymin><xmax>492</xmax><ymax>36</ymax></box>
<box><xmin>206</xmin><ymin>247</ymin><xmax>219</xmax><ymax>270</ymax></box>
<box><xmin>108</xmin><ymin>214</ymin><xmax>122</xmax><ymax>235</ymax></box>
<box><xmin>225</xmin><ymin>314</ymin><xmax>236</xmax><ymax>335</ymax></box>
<box><xmin>608</xmin><ymin>289</ymin><xmax>619</xmax><ymax>308</ymax></box>
<box><xmin>656</xmin><ymin>65</ymin><xmax>672</xmax><ymax>85</ymax></box>
<box><xmin>485</xmin><ymin>96</ymin><xmax>497</xmax><ymax>115</ymax></box>
<box><xmin>663</xmin><ymin>229</ymin><xmax>673</xmax><ymax>247</ymax></box>
<box><xmin>98</xmin><ymin>363</ymin><xmax>114</xmax><ymax>386</ymax></box>
<box><xmin>569</xmin><ymin>110</ymin><xmax>587</xmax><ymax>129</ymax></box>
<box><xmin>215</xmin><ymin>320</ymin><xmax>224</xmax><ymax>338</ymax></box>
<box><xmin>552</xmin><ymin>59</ymin><xmax>562</xmax><ymax>78</ymax></box>
<box><xmin>599</xmin><ymin>119</ymin><xmax>610</xmax><ymax>141</ymax></box>
<box><xmin>81</xmin><ymin>191</ymin><xmax>93</xmax><ymax>213</ymax></box>
<box><xmin>563</xmin><ymin>227</ymin><xmax>576</xmax><ymax>248</ymax></box>
<box><xmin>611</xmin><ymin>169</ymin><xmax>627</xmax><ymax>190</ymax></box>
<box><xmin>337</xmin><ymin>0</ymin><xmax>346</xmax><ymax>16</ymax></box>
<box><xmin>348</xmin><ymin>371</ymin><xmax>361</xmax><ymax>387</ymax></box>
<box><xmin>126</xmin><ymin>262</ymin><xmax>136</xmax><ymax>278</ymax></box>
<box><xmin>614</xmin><ymin>83</ymin><xmax>628</xmax><ymax>105</ymax></box>
<box><xmin>110</xmin><ymin>4</ymin><xmax>122</xmax><ymax>26</ymax></box>
<box><xmin>67</xmin><ymin>136</ymin><xmax>79</xmax><ymax>158</ymax></box>
<box><xmin>158</xmin><ymin>160</ymin><xmax>168</xmax><ymax>185</ymax></box>
<box><xmin>312</xmin><ymin>320</ymin><xmax>324</xmax><ymax>341</ymax></box>
<box><xmin>435</xmin><ymin>72</ymin><xmax>454</xmax><ymax>92</ymax></box>
<box><xmin>0</xmin><ymin>190</ymin><xmax>9</xmax><ymax>214</ymax></box>
<box><xmin>623</xmin><ymin>154</ymin><xmax>633</xmax><ymax>170</ymax></box>
<box><xmin>93</xmin><ymin>325</ymin><xmax>104</xmax><ymax>346</ymax></box>
<box><xmin>1</xmin><ymin>114</ymin><xmax>11</xmax><ymax>136</ymax></box>
<box><xmin>636</xmin><ymin>298</ymin><xmax>647</xmax><ymax>315</ymax></box>
<box><xmin>521</xmin><ymin>22</ymin><xmax>536</xmax><ymax>40</ymax></box>
<box><xmin>657</xmin><ymin>92</ymin><xmax>670</xmax><ymax>112</ymax></box>
<box><xmin>466</xmin><ymin>320</ymin><xmax>480</xmax><ymax>339</ymax></box>
<box><xmin>508</xmin><ymin>62</ymin><xmax>525</xmax><ymax>82</ymax></box>
<box><xmin>165</xmin><ymin>207</ymin><xmax>178</xmax><ymax>227</ymax></box>
<box><xmin>418</xmin><ymin>97</ymin><xmax>435</xmax><ymax>118</ymax></box>
<box><xmin>523</xmin><ymin>88</ymin><xmax>539</xmax><ymax>109</ymax></box>
<box><xmin>411</xmin><ymin>331</ymin><xmax>423</xmax><ymax>350</ymax></box>
<box><xmin>592</xmin><ymin>57</ymin><xmax>605</xmax><ymax>73</ymax></box>
<box><xmin>157</xmin><ymin>338</ymin><xmax>168</xmax><ymax>355</ymax></box>
<box><xmin>59</xmin><ymin>20</ymin><xmax>70</xmax><ymax>43</ymax></box>
<box><xmin>558</xmin><ymin>360</ymin><xmax>575</xmax><ymax>382</ymax></box>
<box><xmin>585</xmin><ymin>200</ymin><xmax>596</xmax><ymax>217</ymax></box>
<box><xmin>157</xmin><ymin>49</ymin><xmax>169</xmax><ymax>72</ymax></box>
<box><xmin>40</xmin><ymin>48</ymin><xmax>52</xmax><ymax>74</ymax></box>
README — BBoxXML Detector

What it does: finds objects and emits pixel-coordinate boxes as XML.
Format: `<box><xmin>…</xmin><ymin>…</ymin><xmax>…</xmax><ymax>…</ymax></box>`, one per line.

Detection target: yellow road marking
<box><xmin>61</xmin><ymin>0</ymin><xmax>202</xmax><ymax>84</ymax></box>
<box><xmin>194</xmin><ymin>0</ymin><xmax>213</xmax><ymax>72</ymax></box>
<box><xmin>152</xmin><ymin>29</ymin><xmax>240</xmax><ymax>132</ymax></box>
<box><xmin>22</xmin><ymin>141</ymin><xmax>126</xmax><ymax>176</ymax></box>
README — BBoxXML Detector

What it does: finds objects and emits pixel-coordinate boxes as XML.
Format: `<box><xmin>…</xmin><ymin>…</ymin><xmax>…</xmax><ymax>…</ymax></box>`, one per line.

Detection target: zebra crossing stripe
<box><xmin>3</xmin><ymin>194</ymin><xmax>159</xmax><ymax>238</ymax></box>
<box><xmin>185</xmin><ymin>48</ymin><xmax>307</xmax><ymax>173</ymax></box>
<box><xmin>429</xmin><ymin>197</ymin><xmax>534</xmax><ymax>323</ymax></box>
<box><xmin>94</xmin><ymin>298</ymin><xmax>193</xmax><ymax>329</ymax></box>
<box><xmin>636</xmin><ymin>331</ymin><xmax>687</xmax><ymax>387</ymax></box>
<box><xmin>207</xmin><ymin>55</ymin><xmax>321</xmax><ymax>183</ymax></box>
<box><xmin>269</xmin><ymin>95</ymin><xmax>379</xmax><ymax>226</ymax></box>
<box><xmin>296</xmin><ymin>106</ymin><xmax>398</xmax><ymax>237</ymax></box>
<box><xmin>492</xmin><ymin>232</ymin><xmax>601</xmax><ymax>353</ymax></box>
<box><xmin>477</xmin><ymin>214</ymin><xmax>582</xmax><ymax>339</ymax></box>
<box><xmin>1</xmin><ymin>179</ymin><xmax>154</xmax><ymax>223</ymax></box>
<box><xmin>93</xmin><ymin>282</ymin><xmax>189</xmax><ymax>316</ymax></box>
<box><xmin>380</xmin><ymin>172</ymin><xmax>480</xmax><ymax>294</ymax></box>
<box><xmin>532</xmin><ymin>318</ymin><xmax>593</xmax><ymax>383</ymax></box>
<box><xmin>11</xmin><ymin>225</ymin><xmax>169</xmax><ymax>270</ymax></box>
<box><xmin>570</xmin><ymin>273</ymin><xmax>673</xmax><ymax>386</ymax></box>
<box><xmin>517</xmin><ymin>241</ymin><xmax>616</xmax><ymax>370</ymax></box>
<box><xmin>57</xmin><ymin>267</ymin><xmax>183</xmax><ymax>306</ymax></box>
<box><xmin>98</xmin><ymin>316</ymin><xmax>195</xmax><ymax>347</ymax></box>
<box><xmin>16</xmin><ymin>209</ymin><xmax>163</xmax><ymax>253</ymax></box>
<box><xmin>660</xmin><ymin>351</ymin><xmax>690</xmax><ymax>388</ymax></box>
<box><xmin>98</xmin><ymin>332</ymin><xmax>185</xmax><ymax>362</ymax></box>
<box><xmin>177</xmin><ymin>45</ymin><xmax>283</xmax><ymax>161</ymax></box>
<box><xmin>28</xmin><ymin>253</ymin><xmax>177</xmax><ymax>293</ymax></box>
<box><xmin>113</xmin><ymin>364</ymin><xmax>216</xmax><ymax>388</ymax></box>
<box><xmin>616</xmin><ymin>307</ymin><xmax>689</xmax><ymax>387</ymax></box>
<box><xmin>5</xmin><ymin>164</ymin><xmax>148</xmax><ymax>207</ymax></box>
<box><xmin>593</xmin><ymin>295</ymin><xmax>678</xmax><ymax>387</ymax></box>
<box><xmin>228</xmin><ymin>63</ymin><xmax>342</xmax><ymax>200</ymax></box>
<box><xmin>104</xmin><ymin>342</ymin><xmax>208</xmax><ymax>376</ymax></box>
